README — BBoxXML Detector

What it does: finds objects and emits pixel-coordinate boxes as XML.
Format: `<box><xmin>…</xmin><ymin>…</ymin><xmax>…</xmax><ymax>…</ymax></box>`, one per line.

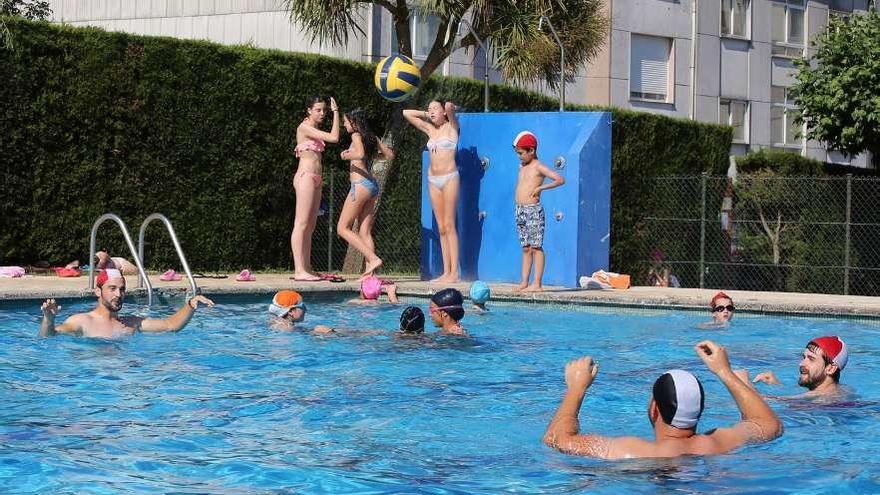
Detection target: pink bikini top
<box><xmin>294</xmin><ymin>138</ymin><xmax>326</xmax><ymax>157</ymax></box>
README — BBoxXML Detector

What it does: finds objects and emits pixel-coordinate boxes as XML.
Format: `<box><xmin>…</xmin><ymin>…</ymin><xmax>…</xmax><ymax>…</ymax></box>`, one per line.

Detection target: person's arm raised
<box><xmin>300</xmin><ymin>97</ymin><xmax>341</xmax><ymax>144</ymax></box>
<box><xmin>696</xmin><ymin>341</ymin><xmax>783</xmax><ymax>448</ymax></box>
<box><xmin>139</xmin><ymin>295</ymin><xmax>214</xmax><ymax>333</ymax></box>
<box><xmin>39</xmin><ymin>299</ymin><xmax>82</xmax><ymax>337</ymax></box>
<box><xmin>543</xmin><ymin>356</ymin><xmax>616</xmax><ymax>458</ymax></box>
<box><xmin>444</xmin><ymin>101</ymin><xmax>459</xmax><ymax>130</ymax></box>
<box><xmin>402</xmin><ymin>109</ymin><xmax>433</xmax><ymax>135</ymax></box>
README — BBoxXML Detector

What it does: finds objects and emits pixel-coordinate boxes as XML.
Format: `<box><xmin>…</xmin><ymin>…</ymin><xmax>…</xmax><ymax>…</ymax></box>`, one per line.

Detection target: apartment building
<box><xmin>48</xmin><ymin>0</ymin><xmax>873</xmax><ymax>166</ymax></box>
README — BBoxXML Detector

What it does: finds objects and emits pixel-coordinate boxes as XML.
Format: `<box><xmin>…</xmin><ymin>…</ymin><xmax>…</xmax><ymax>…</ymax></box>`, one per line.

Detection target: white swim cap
<box><xmin>652</xmin><ymin>369</ymin><xmax>705</xmax><ymax>429</ymax></box>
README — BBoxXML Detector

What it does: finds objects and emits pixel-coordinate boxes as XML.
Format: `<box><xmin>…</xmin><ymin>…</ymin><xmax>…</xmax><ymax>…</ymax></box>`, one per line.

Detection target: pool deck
<box><xmin>2</xmin><ymin>272</ymin><xmax>878</xmax><ymax>318</ymax></box>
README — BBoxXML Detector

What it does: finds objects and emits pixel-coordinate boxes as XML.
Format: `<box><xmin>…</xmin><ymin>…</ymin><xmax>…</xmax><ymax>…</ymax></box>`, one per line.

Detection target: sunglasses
<box><xmin>712</xmin><ymin>304</ymin><xmax>735</xmax><ymax>313</ymax></box>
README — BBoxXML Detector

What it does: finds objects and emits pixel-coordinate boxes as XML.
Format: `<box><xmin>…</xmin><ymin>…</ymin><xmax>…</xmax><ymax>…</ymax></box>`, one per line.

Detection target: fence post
<box><xmin>328</xmin><ymin>171</ymin><xmax>335</xmax><ymax>272</ymax></box>
<box><xmin>699</xmin><ymin>172</ymin><xmax>707</xmax><ymax>289</ymax></box>
<box><xmin>844</xmin><ymin>173</ymin><xmax>852</xmax><ymax>295</ymax></box>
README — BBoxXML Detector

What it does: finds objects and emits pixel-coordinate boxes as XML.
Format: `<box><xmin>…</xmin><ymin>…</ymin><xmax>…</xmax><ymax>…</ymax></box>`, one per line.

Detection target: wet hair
<box><xmin>304</xmin><ymin>95</ymin><xmax>326</xmax><ymax>115</ymax></box>
<box><xmin>430</xmin><ymin>288</ymin><xmax>465</xmax><ymax>321</ymax></box>
<box><xmin>345</xmin><ymin>108</ymin><xmax>378</xmax><ymax>163</ymax></box>
<box><xmin>399</xmin><ymin>306</ymin><xmax>425</xmax><ymax>334</ymax></box>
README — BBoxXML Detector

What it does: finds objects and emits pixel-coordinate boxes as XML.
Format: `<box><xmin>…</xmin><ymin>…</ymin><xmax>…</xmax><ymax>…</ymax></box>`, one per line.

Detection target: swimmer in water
<box><xmin>398</xmin><ymin>306</ymin><xmax>425</xmax><ymax>337</ymax></box>
<box><xmin>469</xmin><ymin>280</ymin><xmax>491</xmax><ymax>313</ymax></box>
<box><xmin>347</xmin><ymin>275</ymin><xmax>399</xmax><ymax>305</ymax></box>
<box><xmin>269</xmin><ymin>290</ymin><xmax>333</xmax><ymax>334</ymax></box>
<box><xmin>39</xmin><ymin>269</ymin><xmax>214</xmax><ymax>338</ymax></box>
<box><xmin>428</xmin><ymin>288</ymin><xmax>467</xmax><ymax>336</ymax></box>
<box><xmin>697</xmin><ymin>291</ymin><xmax>735</xmax><ymax>329</ymax></box>
<box><xmin>738</xmin><ymin>336</ymin><xmax>850</xmax><ymax>399</ymax></box>
<box><xmin>543</xmin><ymin>340</ymin><xmax>783</xmax><ymax>459</ymax></box>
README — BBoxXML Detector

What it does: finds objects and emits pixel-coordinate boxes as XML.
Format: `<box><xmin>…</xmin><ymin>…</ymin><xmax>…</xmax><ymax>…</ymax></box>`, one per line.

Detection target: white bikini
<box><xmin>426</xmin><ymin>137</ymin><xmax>459</xmax><ymax>190</ymax></box>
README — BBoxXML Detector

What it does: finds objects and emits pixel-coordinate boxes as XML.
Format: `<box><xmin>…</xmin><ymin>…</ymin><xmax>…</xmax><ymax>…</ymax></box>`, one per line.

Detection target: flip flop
<box><xmin>159</xmin><ymin>269</ymin><xmax>183</xmax><ymax>281</ymax></box>
<box><xmin>318</xmin><ymin>273</ymin><xmax>346</xmax><ymax>283</ymax></box>
<box><xmin>236</xmin><ymin>269</ymin><xmax>256</xmax><ymax>282</ymax></box>
<box><xmin>193</xmin><ymin>273</ymin><xmax>229</xmax><ymax>279</ymax></box>
<box><xmin>378</xmin><ymin>278</ymin><xmax>394</xmax><ymax>285</ymax></box>
<box><xmin>290</xmin><ymin>276</ymin><xmax>323</xmax><ymax>282</ymax></box>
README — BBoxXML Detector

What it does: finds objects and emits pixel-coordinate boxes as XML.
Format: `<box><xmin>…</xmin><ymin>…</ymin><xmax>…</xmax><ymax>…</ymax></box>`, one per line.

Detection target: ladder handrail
<box><xmin>89</xmin><ymin>213</ymin><xmax>154</xmax><ymax>306</ymax></box>
<box><xmin>138</xmin><ymin>213</ymin><xmax>199</xmax><ymax>296</ymax></box>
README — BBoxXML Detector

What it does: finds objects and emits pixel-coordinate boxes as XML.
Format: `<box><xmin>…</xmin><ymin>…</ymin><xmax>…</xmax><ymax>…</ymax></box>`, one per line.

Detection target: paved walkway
<box><xmin>2</xmin><ymin>272</ymin><xmax>878</xmax><ymax>318</ymax></box>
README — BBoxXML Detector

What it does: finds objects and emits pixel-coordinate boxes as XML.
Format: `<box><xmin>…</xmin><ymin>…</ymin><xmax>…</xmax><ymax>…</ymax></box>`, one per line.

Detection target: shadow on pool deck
<box><xmin>2</xmin><ymin>271</ymin><xmax>879</xmax><ymax>318</ymax></box>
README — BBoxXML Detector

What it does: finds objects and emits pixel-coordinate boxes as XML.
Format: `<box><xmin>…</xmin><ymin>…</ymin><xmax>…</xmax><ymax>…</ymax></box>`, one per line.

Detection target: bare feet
<box><xmin>515</xmin><ymin>282</ymin><xmax>529</xmax><ymax>292</ymax></box>
<box><xmin>522</xmin><ymin>285</ymin><xmax>544</xmax><ymax>293</ymax></box>
<box><xmin>430</xmin><ymin>273</ymin><xmax>448</xmax><ymax>283</ymax></box>
<box><xmin>291</xmin><ymin>272</ymin><xmax>322</xmax><ymax>282</ymax></box>
<box><xmin>362</xmin><ymin>257</ymin><xmax>383</xmax><ymax>277</ymax></box>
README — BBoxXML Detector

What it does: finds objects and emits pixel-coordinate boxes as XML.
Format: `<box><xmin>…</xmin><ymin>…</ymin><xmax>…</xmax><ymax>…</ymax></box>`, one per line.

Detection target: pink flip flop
<box><xmin>236</xmin><ymin>269</ymin><xmax>256</xmax><ymax>282</ymax></box>
<box><xmin>159</xmin><ymin>269</ymin><xmax>182</xmax><ymax>281</ymax></box>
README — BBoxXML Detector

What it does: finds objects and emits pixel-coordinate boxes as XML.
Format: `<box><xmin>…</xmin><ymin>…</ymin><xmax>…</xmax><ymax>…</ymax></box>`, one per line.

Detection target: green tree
<box><xmin>1</xmin><ymin>0</ymin><xmax>52</xmax><ymax>49</ymax></box>
<box><xmin>284</xmin><ymin>0</ymin><xmax>607</xmax><ymax>84</ymax></box>
<box><xmin>283</xmin><ymin>0</ymin><xmax>608</xmax><ymax>270</ymax></box>
<box><xmin>790</xmin><ymin>8</ymin><xmax>880</xmax><ymax>166</ymax></box>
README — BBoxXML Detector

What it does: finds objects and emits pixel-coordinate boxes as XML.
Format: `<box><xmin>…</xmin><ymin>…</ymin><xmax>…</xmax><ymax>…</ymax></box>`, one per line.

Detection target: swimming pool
<box><xmin>1</xmin><ymin>294</ymin><xmax>878</xmax><ymax>493</ymax></box>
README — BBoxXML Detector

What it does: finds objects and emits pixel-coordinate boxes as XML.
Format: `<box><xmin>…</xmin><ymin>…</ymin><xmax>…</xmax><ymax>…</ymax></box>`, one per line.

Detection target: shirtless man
<box><xmin>543</xmin><ymin>340</ymin><xmax>783</xmax><ymax>459</ymax></box>
<box><xmin>39</xmin><ymin>269</ymin><xmax>213</xmax><ymax>338</ymax></box>
<box><xmin>740</xmin><ymin>336</ymin><xmax>849</xmax><ymax>399</ymax></box>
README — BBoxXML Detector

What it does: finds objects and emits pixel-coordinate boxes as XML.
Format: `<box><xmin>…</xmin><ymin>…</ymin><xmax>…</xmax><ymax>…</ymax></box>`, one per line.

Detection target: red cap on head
<box><xmin>513</xmin><ymin>131</ymin><xmax>538</xmax><ymax>149</ymax></box>
<box><xmin>809</xmin><ymin>336</ymin><xmax>848</xmax><ymax>370</ymax></box>
<box><xmin>710</xmin><ymin>291</ymin><xmax>732</xmax><ymax>307</ymax></box>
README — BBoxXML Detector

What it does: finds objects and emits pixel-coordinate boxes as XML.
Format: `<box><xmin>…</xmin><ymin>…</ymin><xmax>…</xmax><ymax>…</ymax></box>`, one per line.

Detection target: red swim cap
<box><xmin>710</xmin><ymin>291</ymin><xmax>732</xmax><ymax>308</ymax></box>
<box><xmin>513</xmin><ymin>131</ymin><xmax>538</xmax><ymax>149</ymax></box>
<box><xmin>809</xmin><ymin>336</ymin><xmax>849</xmax><ymax>370</ymax></box>
<box><xmin>96</xmin><ymin>268</ymin><xmax>123</xmax><ymax>287</ymax></box>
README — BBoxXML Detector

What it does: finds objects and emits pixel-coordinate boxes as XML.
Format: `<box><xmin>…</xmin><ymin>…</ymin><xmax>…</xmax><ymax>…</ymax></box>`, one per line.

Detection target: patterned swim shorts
<box><xmin>515</xmin><ymin>203</ymin><xmax>545</xmax><ymax>248</ymax></box>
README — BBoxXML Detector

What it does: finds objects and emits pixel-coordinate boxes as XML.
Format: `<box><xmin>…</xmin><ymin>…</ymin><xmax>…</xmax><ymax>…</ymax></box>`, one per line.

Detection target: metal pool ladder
<box><xmin>89</xmin><ymin>213</ymin><xmax>199</xmax><ymax>307</ymax></box>
<box><xmin>88</xmin><ymin>213</ymin><xmax>155</xmax><ymax>305</ymax></box>
<box><xmin>137</xmin><ymin>213</ymin><xmax>199</xmax><ymax>298</ymax></box>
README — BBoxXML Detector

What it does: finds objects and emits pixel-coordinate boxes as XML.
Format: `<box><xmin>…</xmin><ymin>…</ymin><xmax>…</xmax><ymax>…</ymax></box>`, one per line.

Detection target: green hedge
<box><xmin>0</xmin><ymin>18</ymin><xmax>731</xmax><ymax>275</ymax></box>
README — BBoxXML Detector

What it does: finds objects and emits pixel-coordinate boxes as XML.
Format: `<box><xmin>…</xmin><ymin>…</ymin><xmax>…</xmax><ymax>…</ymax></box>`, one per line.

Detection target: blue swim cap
<box><xmin>469</xmin><ymin>280</ymin><xmax>490</xmax><ymax>304</ymax></box>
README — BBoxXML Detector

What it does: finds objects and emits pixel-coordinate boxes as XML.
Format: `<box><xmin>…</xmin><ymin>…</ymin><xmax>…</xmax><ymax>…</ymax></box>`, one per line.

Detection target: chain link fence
<box><xmin>305</xmin><ymin>162</ymin><xmax>421</xmax><ymax>277</ymax></box>
<box><xmin>637</xmin><ymin>174</ymin><xmax>880</xmax><ymax>295</ymax></box>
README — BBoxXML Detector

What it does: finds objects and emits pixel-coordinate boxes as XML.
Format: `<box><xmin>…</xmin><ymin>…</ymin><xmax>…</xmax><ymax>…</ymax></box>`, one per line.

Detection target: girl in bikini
<box><xmin>337</xmin><ymin>108</ymin><xmax>394</xmax><ymax>277</ymax></box>
<box><xmin>403</xmin><ymin>99</ymin><xmax>460</xmax><ymax>283</ymax></box>
<box><xmin>292</xmin><ymin>96</ymin><xmax>340</xmax><ymax>281</ymax></box>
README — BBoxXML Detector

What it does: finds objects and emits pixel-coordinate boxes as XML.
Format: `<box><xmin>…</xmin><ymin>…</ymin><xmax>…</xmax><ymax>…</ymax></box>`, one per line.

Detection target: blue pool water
<box><xmin>1</xmin><ymin>294</ymin><xmax>879</xmax><ymax>493</ymax></box>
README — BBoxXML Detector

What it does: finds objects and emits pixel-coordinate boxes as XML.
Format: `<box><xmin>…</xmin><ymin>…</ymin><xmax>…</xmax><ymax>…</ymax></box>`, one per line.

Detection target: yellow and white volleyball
<box><xmin>374</xmin><ymin>54</ymin><xmax>421</xmax><ymax>102</ymax></box>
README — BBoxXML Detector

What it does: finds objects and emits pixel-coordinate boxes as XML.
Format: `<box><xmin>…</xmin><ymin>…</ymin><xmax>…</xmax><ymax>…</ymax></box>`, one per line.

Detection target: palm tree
<box><xmin>282</xmin><ymin>0</ymin><xmax>608</xmax><ymax>272</ymax></box>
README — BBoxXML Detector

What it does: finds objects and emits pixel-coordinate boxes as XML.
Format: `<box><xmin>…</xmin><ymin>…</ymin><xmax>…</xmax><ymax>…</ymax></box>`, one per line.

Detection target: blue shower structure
<box><xmin>420</xmin><ymin>112</ymin><xmax>612</xmax><ymax>288</ymax></box>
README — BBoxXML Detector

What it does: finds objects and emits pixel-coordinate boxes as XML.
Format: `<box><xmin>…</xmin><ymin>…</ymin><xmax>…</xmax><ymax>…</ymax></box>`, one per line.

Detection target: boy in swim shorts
<box><xmin>512</xmin><ymin>131</ymin><xmax>565</xmax><ymax>292</ymax></box>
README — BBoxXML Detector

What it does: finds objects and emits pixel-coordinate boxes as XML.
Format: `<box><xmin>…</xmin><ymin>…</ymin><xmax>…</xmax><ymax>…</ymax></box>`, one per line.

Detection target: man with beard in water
<box><xmin>742</xmin><ymin>336</ymin><xmax>849</xmax><ymax>398</ymax></box>
<box><xmin>39</xmin><ymin>269</ymin><xmax>214</xmax><ymax>338</ymax></box>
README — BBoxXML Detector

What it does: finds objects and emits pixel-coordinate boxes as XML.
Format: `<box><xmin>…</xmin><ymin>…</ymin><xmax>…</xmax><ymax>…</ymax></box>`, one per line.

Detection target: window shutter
<box><xmin>630</xmin><ymin>35</ymin><xmax>670</xmax><ymax>100</ymax></box>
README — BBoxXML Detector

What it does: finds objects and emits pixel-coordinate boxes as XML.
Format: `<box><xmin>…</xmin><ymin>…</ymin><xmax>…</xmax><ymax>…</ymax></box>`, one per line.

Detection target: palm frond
<box><xmin>281</xmin><ymin>0</ymin><xmax>370</xmax><ymax>46</ymax></box>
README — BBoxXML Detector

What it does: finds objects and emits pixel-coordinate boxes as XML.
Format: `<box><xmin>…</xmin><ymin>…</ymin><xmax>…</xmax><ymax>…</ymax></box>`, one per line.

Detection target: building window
<box><xmin>771</xmin><ymin>0</ymin><xmax>804</xmax><ymax>57</ymax></box>
<box><xmin>721</xmin><ymin>0</ymin><xmax>750</xmax><ymax>38</ymax></box>
<box><xmin>630</xmin><ymin>34</ymin><xmax>673</xmax><ymax>102</ymax></box>
<box><xmin>771</xmin><ymin>86</ymin><xmax>802</xmax><ymax>148</ymax></box>
<box><xmin>720</xmin><ymin>99</ymin><xmax>749</xmax><ymax>143</ymax></box>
